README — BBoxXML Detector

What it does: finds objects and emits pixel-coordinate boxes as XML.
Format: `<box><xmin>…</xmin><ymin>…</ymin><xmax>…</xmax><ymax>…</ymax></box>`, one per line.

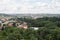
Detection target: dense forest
<box><xmin>0</xmin><ymin>17</ymin><xmax>60</xmax><ymax>40</ymax></box>
<box><xmin>18</xmin><ymin>17</ymin><xmax>60</xmax><ymax>27</ymax></box>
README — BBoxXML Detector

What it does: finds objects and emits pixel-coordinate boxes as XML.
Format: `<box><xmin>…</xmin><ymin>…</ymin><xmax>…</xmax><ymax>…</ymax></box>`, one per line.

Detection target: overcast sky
<box><xmin>0</xmin><ymin>0</ymin><xmax>60</xmax><ymax>14</ymax></box>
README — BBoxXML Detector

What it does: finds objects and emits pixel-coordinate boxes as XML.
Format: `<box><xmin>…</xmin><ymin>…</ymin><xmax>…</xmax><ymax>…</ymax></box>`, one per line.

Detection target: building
<box><xmin>17</xmin><ymin>22</ymin><xmax>28</xmax><ymax>29</ymax></box>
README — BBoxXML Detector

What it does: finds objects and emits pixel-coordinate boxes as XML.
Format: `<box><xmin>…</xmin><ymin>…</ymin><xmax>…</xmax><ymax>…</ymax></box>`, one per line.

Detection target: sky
<box><xmin>0</xmin><ymin>0</ymin><xmax>60</xmax><ymax>14</ymax></box>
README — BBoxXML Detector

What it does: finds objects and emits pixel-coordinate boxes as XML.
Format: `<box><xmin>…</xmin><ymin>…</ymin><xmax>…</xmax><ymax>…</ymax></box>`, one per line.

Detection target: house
<box><xmin>17</xmin><ymin>24</ymin><xmax>28</xmax><ymax>29</ymax></box>
<box><xmin>1</xmin><ymin>18</ymin><xmax>7</xmax><ymax>22</ymax></box>
<box><xmin>7</xmin><ymin>22</ymin><xmax>14</xmax><ymax>27</ymax></box>
<box><xmin>17</xmin><ymin>22</ymin><xmax>28</xmax><ymax>29</ymax></box>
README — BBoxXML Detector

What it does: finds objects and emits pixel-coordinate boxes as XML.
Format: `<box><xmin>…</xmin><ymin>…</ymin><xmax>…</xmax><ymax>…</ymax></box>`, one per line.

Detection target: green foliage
<box><xmin>0</xmin><ymin>17</ymin><xmax>60</xmax><ymax>40</ymax></box>
<box><xmin>0</xmin><ymin>27</ymin><xmax>38</xmax><ymax>40</ymax></box>
<box><xmin>18</xmin><ymin>17</ymin><xmax>60</xmax><ymax>27</ymax></box>
<box><xmin>0</xmin><ymin>27</ymin><xmax>60</xmax><ymax>40</ymax></box>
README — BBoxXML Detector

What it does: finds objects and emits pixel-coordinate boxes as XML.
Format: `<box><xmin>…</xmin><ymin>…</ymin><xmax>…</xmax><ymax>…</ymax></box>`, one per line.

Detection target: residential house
<box><xmin>17</xmin><ymin>22</ymin><xmax>28</xmax><ymax>29</ymax></box>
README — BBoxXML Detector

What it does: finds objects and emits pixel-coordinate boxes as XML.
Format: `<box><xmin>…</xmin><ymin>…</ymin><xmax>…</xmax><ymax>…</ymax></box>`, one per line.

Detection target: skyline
<box><xmin>0</xmin><ymin>0</ymin><xmax>60</xmax><ymax>14</ymax></box>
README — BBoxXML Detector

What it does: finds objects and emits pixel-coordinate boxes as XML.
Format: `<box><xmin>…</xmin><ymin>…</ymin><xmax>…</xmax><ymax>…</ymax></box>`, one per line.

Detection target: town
<box><xmin>0</xmin><ymin>16</ymin><xmax>29</xmax><ymax>30</ymax></box>
<box><xmin>0</xmin><ymin>14</ymin><xmax>60</xmax><ymax>30</ymax></box>
<box><xmin>0</xmin><ymin>14</ymin><xmax>60</xmax><ymax>40</ymax></box>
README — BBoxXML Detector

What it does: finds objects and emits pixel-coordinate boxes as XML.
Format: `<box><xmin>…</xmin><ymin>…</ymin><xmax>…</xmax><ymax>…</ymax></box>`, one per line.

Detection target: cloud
<box><xmin>0</xmin><ymin>0</ymin><xmax>60</xmax><ymax>14</ymax></box>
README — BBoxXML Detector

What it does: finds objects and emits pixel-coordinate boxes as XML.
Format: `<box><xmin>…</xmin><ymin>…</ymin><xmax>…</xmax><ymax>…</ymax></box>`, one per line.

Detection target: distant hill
<box><xmin>0</xmin><ymin>13</ymin><xmax>15</xmax><ymax>17</ymax></box>
<box><xmin>12</xmin><ymin>14</ymin><xmax>60</xmax><ymax>17</ymax></box>
<box><xmin>0</xmin><ymin>13</ymin><xmax>60</xmax><ymax>17</ymax></box>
